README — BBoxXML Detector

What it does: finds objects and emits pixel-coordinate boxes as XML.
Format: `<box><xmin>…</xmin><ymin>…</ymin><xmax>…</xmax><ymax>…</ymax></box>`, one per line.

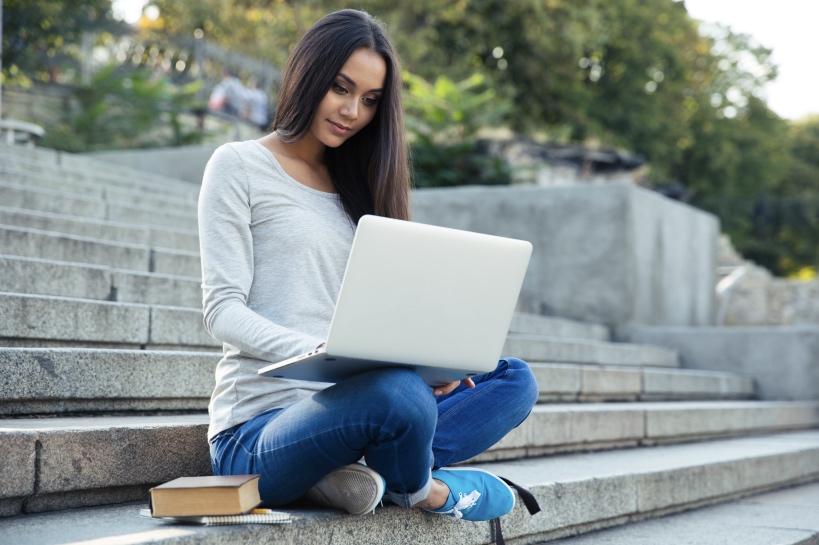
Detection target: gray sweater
<box><xmin>198</xmin><ymin>140</ymin><xmax>355</xmax><ymax>440</ymax></box>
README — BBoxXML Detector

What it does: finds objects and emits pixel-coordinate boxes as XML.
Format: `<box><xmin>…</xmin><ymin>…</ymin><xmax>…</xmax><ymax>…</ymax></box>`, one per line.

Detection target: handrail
<box><xmin>715</xmin><ymin>265</ymin><xmax>748</xmax><ymax>325</ymax></box>
<box><xmin>0</xmin><ymin>119</ymin><xmax>45</xmax><ymax>148</ymax></box>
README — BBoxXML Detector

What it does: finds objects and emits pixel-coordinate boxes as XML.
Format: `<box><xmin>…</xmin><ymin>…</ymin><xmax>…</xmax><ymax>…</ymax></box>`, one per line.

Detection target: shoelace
<box><xmin>442</xmin><ymin>490</ymin><xmax>481</xmax><ymax>519</ymax></box>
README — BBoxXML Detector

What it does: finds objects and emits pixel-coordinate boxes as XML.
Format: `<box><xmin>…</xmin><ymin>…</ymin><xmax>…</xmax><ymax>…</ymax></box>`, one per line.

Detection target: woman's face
<box><xmin>309</xmin><ymin>47</ymin><xmax>387</xmax><ymax>148</ymax></box>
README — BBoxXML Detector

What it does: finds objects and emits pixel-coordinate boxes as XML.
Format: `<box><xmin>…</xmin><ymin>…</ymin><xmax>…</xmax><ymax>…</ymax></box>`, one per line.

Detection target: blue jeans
<box><xmin>210</xmin><ymin>358</ymin><xmax>538</xmax><ymax>508</ymax></box>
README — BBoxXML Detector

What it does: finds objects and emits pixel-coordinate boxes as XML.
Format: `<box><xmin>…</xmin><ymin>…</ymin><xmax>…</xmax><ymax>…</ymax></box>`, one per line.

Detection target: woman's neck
<box><xmin>272</xmin><ymin>131</ymin><xmax>325</xmax><ymax>169</ymax></box>
<box><xmin>260</xmin><ymin>132</ymin><xmax>336</xmax><ymax>193</ymax></box>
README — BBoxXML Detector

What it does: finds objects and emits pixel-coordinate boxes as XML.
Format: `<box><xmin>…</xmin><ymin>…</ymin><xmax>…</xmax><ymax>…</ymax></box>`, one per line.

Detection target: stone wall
<box><xmin>413</xmin><ymin>183</ymin><xmax>718</xmax><ymax>333</ymax></box>
<box><xmin>717</xmin><ymin>235</ymin><xmax>819</xmax><ymax>326</ymax></box>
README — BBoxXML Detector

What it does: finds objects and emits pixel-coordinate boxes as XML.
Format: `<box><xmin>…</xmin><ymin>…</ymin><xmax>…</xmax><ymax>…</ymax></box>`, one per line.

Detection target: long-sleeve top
<box><xmin>198</xmin><ymin>140</ymin><xmax>356</xmax><ymax>440</ymax></box>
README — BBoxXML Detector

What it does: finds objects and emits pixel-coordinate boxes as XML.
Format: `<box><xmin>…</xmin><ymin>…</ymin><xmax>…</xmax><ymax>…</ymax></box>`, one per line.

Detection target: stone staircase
<box><xmin>1</xmin><ymin>142</ymin><xmax>818</xmax><ymax>544</ymax></box>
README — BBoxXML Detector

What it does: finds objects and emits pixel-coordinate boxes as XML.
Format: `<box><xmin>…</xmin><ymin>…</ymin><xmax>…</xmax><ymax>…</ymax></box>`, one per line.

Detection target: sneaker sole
<box><xmin>305</xmin><ymin>464</ymin><xmax>385</xmax><ymax>516</ymax></box>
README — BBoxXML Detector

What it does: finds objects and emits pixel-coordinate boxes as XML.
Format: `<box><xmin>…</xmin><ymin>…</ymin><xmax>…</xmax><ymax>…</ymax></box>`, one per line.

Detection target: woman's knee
<box><xmin>501</xmin><ymin>357</ymin><xmax>539</xmax><ymax>411</ymax></box>
<box><xmin>345</xmin><ymin>368</ymin><xmax>437</xmax><ymax>428</ymax></box>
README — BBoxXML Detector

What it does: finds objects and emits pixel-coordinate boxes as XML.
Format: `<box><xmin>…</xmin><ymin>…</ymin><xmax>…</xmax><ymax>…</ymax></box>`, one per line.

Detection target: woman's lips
<box><xmin>328</xmin><ymin>120</ymin><xmax>351</xmax><ymax>136</ymax></box>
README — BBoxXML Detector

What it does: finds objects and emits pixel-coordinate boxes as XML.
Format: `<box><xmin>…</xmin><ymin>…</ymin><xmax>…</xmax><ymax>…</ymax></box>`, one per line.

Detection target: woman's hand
<box><xmin>432</xmin><ymin>377</ymin><xmax>476</xmax><ymax>396</ymax></box>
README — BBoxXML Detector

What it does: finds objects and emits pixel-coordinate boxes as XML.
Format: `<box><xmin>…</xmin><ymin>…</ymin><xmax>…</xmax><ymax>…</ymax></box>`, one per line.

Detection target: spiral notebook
<box><xmin>140</xmin><ymin>508</ymin><xmax>291</xmax><ymax>525</ymax></box>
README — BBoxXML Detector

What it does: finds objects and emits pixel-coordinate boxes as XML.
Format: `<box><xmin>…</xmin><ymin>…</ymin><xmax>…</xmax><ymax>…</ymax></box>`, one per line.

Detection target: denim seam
<box><xmin>223</xmin><ymin>431</ymin><xmax>255</xmax><ymax>458</ymax></box>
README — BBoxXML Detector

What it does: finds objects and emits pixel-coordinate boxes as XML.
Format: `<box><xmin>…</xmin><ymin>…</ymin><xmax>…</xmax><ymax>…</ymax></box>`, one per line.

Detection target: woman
<box><xmin>200</xmin><ymin>9</ymin><xmax>539</xmax><ymax>522</ymax></box>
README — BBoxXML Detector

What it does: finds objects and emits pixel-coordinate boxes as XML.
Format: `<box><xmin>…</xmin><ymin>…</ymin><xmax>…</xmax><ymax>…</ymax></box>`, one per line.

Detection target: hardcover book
<box><xmin>149</xmin><ymin>475</ymin><xmax>262</xmax><ymax>517</ymax></box>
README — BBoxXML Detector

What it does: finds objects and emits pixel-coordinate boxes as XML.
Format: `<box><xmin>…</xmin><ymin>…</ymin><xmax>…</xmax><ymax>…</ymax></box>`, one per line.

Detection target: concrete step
<box><xmin>0</xmin><ymin>293</ymin><xmax>217</xmax><ymax>350</ymax></box>
<box><xmin>0</xmin><ymin>182</ymin><xmax>199</xmax><ymax>230</ymax></box>
<box><xmin>0</xmin><ymin>225</ymin><xmax>201</xmax><ymax>276</ymax></box>
<box><xmin>508</xmin><ymin>312</ymin><xmax>609</xmax><ymax>342</ymax></box>
<box><xmin>2</xmin><ymin>292</ymin><xmax>682</xmax><ymax>359</ymax></box>
<box><xmin>2</xmin><ymin>430</ymin><xmax>818</xmax><ymax>543</ymax></box>
<box><xmin>548</xmin><ymin>480</ymin><xmax>819</xmax><ymax>545</ymax></box>
<box><xmin>1</xmin><ymin>403</ymin><xmax>815</xmax><ymax>516</ymax></box>
<box><xmin>0</xmin><ymin>259</ymin><xmax>606</xmax><ymax>345</ymax></box>
<box><xmin>0</xmin><ymin>348</ymin><xmax>755</xmax><ymax>417</ymax></box>
<box><xmin>504</xmin><ymin>333</ymin><xmax>679</xmax><ymax>368</ymax></box>
<box><xmin>0</xmin><ymin>143</ymin><xmax>200</xmax><ymax>199</ymax></box>
<box><xmin>0</xmin><ymin>255</ymin><xmax>202</xmax><ymax>307</ymax></box>
<box><xmin>0</xmin><ymin>414</ymin><xmax>210</xmax><ymax>516</ymax></box>
<box><xmin>0</xmin><ymin>260</ymin><xmax>609</xmax><ymax>340</ymax></box>
<box><xmin>491</xmin><ymin>401</ymin><xmax>819</xmax><ymax>460</ymax></box>
<box><xmin>530</xmin><ymin>362</ymin><xmax>754</xmax><ymax>402</ymax></box>
<box><xmin>0</xmin><ymin>206</ymin><xmax>200</xmax><ymax>252</ymax></box>
<box><xmin>0</xmin><ymin>164</ymin><xmax>199</xmax><ymax>213</ymax></box>
<box><xmin>0</xmin><ymin>348</ymin><xmax>217</xmax><ymax>416</ymax></box>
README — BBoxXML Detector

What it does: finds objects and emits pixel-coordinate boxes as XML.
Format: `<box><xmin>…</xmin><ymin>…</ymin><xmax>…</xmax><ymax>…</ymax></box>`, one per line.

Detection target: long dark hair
<box><xmin>272</xmin><ymin>9</ymin><xmax>410</xmax><ymax>223</ymax></box>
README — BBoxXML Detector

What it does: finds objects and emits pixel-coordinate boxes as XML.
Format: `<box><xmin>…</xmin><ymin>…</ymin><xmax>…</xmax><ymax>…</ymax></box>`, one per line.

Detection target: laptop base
<box><xmin>258</xmin><ymin>354</ymin><xmax>482</xmax><ymax>387</ymax></box>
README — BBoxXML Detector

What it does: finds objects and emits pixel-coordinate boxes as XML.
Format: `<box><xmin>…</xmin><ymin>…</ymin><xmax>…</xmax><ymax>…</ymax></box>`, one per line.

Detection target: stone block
<box><xmin>105</xmin><ymin>187</ymin><xmax>197</xmax><ymax>214</ymax></box>
<box><xmin>544</xmin><ymin>481</ymin><xmax>819</xmax><ymax>545</ymax></box>
<box><xmin>0</xmin><ymin>349</ymin><xmax>217</xmax><ymax>415</ymax></box>
<box><xmin>504</xmin><ymin>477</ymin><xmax>637</xmax><ymax>538</ymax></box>
<box><xmin>150</xmin><ymin>248</ymin><xmax>201</xmax><ymax>277</ymax></box>
<box><xmin>108</xmin><ymin>203</ymin><xmax>197</xmax><ymax>231</ymax></box>
<box><xmin>0</xmin><ymin>182</ymin><xmax>106</xmax><ymax>219</ymax></box>
<box><xmin>508</xmin><ymin>313</ymin><xmax>609</xmax><ymax>341</ymax></box>
<box><xmin>113</xmin><ymin>271</ymin><xmax>201</xmax><ymax>307</ymax></box>
<box><xmin>148</xmin><ymin>227</ymin><xmax>200</xmax><ymax>253</ymax></box>
<box><xmin>3</xmin><ymin>149</ymin><xmax>198</xmax><ymax>199</ymax></box>
<box><xmin>0</xmin><ymin>165</ymin><xmax>106</xmax><ymax>199</ymax></box>
<box><xmin>642</xmin><ymin>368</ymin><xmax>745</xmax><ymax>398</ymax></box>
<box><xmin>581</xmin><ymin>367</ymin><xmax>641</xmax><ymax>398</ymax></box>
<box><xmin>495</xmin><ymin>405</ymin><xmax>644</xmax><ymax>451</ymax></box>
<box><xmin>0</xmin><ymin>225</ymin><xmax>150</xmax><ymax>271</ymax></box>
<box><xmin>149</xmin><ymin>306</ymin><xmax>218</xmax><ymax>348</ymax></box>
<box><xmin>23</xmin><ymin>485</ymin><xmax>152</xmax><ymax>514</ymax></box>
<box><xmin>6</xmin><ymin>416</ymin><xmax>210</xmax><ymax>495</ymax></box>
<box><xmin>639</xmin><ymin>344</ymin><xmax>679</xmax><ymax>367</ymax></box>
<box><xmin>629</xmin><ymin>325</ymin><xmax>819</xmax><ymax>400</ymax></box>
<box><xmin>0</xmin><ymin>205</ymin><xmax>152</xmax><ymax>246</ymax></box>
<box><xmin>0</xmin><ymin>256</ymin><xmax>111</xmax><ymax>301</ymax></box>
<box><xmin>0</xmin><ymin>293</ymin><xmax>150</xmax><ymax>344</ymax></box>
<box><xmin>504</xmin><ymin>334</ymin><xmax>677</xmax><ymax>367</ymax></box>
<box><xmin>413</xmin><ymin>184</ymin><xmax>718</xmax><ymax>330</ymax></box>
<box><xmin>529</xmin><ymin>363</ymin><xmax>581</xmax><ymax>399</ymax></box>
<box><xmin>644</xmin><ymin>401</ymin><xmax>819</xmax><ymax>440</ymax></box>
<box><xmin>0</xmin><ymin>430</ymin><xmax>37</xmax><ymax>500</ymax></box>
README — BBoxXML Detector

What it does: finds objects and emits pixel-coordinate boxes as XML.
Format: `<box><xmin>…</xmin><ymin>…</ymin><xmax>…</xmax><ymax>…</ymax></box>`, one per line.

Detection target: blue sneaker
<box><xmin>425</xmin><ymin>467</ymin><xmax>515</xmax><ymax>521</ymax></box>
<box><xmin>303</xmin><ymin>463</ymin><xmax>385</xmax><ymax>515</ymax></box>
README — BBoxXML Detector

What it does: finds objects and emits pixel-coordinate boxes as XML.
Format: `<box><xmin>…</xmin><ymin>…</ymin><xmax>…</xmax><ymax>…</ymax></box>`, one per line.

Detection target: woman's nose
<box><xmin>340</xmin><ymin>97</ymin><xmax>358</xmax><ymax>120</ymax></box>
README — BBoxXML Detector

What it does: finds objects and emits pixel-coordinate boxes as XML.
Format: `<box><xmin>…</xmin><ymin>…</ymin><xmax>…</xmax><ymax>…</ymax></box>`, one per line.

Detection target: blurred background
<box><xmin>2</xmin><ymin>0</ymin><xmax>818</xmax><ymax>280</ymax></box>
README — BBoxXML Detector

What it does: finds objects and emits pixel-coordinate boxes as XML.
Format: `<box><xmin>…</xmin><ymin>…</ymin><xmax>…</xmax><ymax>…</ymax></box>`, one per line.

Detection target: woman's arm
<box><xmin>198</xmin><ymin>144</ymin><xmax>324</xmax><ymax>362</ymax></box>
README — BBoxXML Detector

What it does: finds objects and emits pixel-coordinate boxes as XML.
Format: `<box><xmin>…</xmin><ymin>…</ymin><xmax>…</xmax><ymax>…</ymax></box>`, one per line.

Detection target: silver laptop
<box><xmin>258</xmin><ymin>215</ymin><xmax>532</xmax><ymax>386</ymax></box>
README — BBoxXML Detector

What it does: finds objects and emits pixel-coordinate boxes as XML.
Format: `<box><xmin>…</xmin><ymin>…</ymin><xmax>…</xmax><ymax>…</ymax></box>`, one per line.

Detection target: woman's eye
<box><xmin>363</xmin><ymin>97</ymin><xmax>379</xmax><ymax>106</ymax></box>
<box><xmin>332</xmin><ymin>82</ymin><xmax>347</xmax><ymax>94</ymax></box>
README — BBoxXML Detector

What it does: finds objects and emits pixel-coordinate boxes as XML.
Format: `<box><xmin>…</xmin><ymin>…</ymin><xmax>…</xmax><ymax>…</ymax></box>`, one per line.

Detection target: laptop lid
<box><xmin>322</xmin><ymin>215</ymin><xmax>532</xmax><ymax>373</ymax></box>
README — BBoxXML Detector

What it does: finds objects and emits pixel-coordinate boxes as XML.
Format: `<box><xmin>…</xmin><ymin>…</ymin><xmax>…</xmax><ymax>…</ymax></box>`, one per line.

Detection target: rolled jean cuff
<box><xmin>384</xmin><ymin>469</ymin><xmax>433</xmax><ymax>508</ymax></box>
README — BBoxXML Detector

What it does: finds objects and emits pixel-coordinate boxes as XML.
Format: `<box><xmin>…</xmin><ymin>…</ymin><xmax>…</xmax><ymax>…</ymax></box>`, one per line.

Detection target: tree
<box><xmin>2</xmin><ymin>0</ymin><xmax>127</xmax><ymax>85</ymax></box>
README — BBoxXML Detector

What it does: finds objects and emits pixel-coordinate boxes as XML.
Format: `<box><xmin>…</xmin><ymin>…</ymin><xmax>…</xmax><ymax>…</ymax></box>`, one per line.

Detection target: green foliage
<box><xmin>694</xmin><ymin>114</ymin><xmax>819</xmax><ymax>276</ymax></box>
<box><xmin>10</xmin><ymin>0</ymin><xmax>819</xmax><ymax>272</ymax></box>
<box><xmin>2</xmin><ymin>0</ymin><xmax>127</xmax><ymax>85</ymax></box>
<box><xmin>40</xmin><ymin>64</ymin><xmax>205</xmax><ymax>152</ymax></box>
<box><xmin>403</xmin><ymin>71</ymin><xmax>508</xmax><ymax>144</ymax></box>
<box><xmin>403</xmin><ymin>71</ymin><xmax>511</xmax><ymax>187</ymax></box>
